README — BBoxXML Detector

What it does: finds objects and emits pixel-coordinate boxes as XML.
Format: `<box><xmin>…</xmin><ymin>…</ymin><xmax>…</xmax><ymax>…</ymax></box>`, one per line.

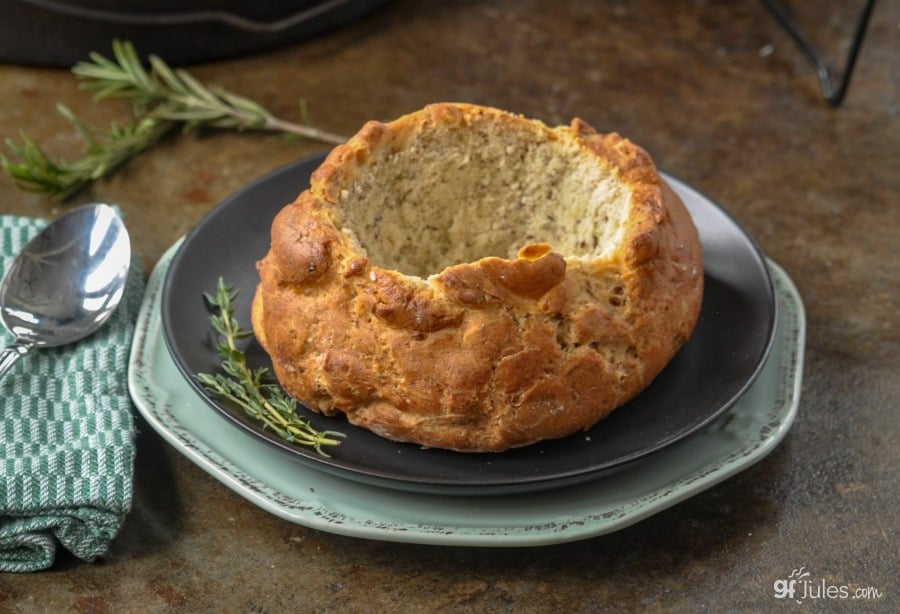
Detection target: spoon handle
<box><xmin>0</xmin><ymin>339</ymin><xmax>35</xmax><ymax>382</ymax></box>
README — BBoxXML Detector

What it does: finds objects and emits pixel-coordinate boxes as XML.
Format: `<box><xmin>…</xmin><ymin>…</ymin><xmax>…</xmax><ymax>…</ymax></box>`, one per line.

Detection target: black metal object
<box><xmin>0</xmin><ymin>0</ymin><xmax>387</xmax><ymax>66</ymax></box>
<box><xmin>761</xmin><ymin>0</ymin><xmax>877</xmax><ymax>106</ymax></box>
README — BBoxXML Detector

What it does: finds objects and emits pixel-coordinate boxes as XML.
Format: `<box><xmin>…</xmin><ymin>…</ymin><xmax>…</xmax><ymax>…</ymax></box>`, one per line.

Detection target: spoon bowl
<box><xmin>0</xmin><ymin>203</ymin><xmax>130</xmax><ymax>380</ymax></box>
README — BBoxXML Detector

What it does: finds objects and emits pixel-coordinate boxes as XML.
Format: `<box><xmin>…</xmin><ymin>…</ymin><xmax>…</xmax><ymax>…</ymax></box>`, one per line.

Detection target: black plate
<box><xmin>162</xmin><ymin>154</ymin><xmax>776</xmax><ymax>496</ymax></box>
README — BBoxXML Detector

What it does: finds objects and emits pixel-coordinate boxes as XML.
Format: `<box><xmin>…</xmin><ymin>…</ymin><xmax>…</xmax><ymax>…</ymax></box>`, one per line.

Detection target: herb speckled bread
<box><xmin>252</xmin><ymin>103</ymin><xmax>703</xmax><ymax>452</ymax></box>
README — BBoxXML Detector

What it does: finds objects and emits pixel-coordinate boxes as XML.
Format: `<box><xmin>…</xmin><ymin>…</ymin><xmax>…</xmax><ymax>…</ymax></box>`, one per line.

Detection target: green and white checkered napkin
<box><xmin>0</xmin><ymin>213</ymin><xmax>143</xmax><ymax>572</ymax></box>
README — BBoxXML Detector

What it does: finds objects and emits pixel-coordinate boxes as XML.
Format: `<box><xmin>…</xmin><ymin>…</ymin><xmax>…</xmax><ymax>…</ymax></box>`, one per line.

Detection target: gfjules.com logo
<box><xmin>773</xmin><ymin>566</ymin><xmax>884</xmax><ymax>602</ymax></box>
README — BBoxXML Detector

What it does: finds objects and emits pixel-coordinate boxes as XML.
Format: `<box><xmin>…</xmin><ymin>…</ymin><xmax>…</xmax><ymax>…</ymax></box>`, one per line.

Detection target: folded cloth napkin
<box><xmin>0</xmin><ymin>212</ymin><xmax>143</xmax><ymax>572</ymax></box>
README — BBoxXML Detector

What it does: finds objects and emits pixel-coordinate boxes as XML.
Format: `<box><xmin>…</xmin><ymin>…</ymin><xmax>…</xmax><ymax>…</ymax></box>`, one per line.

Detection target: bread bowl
<box><xmin>252</xmin><ymin>103</ymin><xmax>703</xmax><ymax>452</ymax></box>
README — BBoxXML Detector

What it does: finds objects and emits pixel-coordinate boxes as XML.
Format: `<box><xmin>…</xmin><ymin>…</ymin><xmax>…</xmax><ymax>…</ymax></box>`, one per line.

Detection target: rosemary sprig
<box><xmin>196</xmin><ymin>278</ymin><xmax>344</xmax><ymax>456</ymax></box>
<box><xmin>72</xmin><ymin>40</ymin><xmax>347</xmax><ymax>141</ymax></box>
<box><xmin>2</xmin><ymin>106</ymin><xmax>176</xmax><ymax>201</ymax></box>
<box><xmin>1</xmin><ymin>39</ymin><xmax>346</xmax><ymax>201</ymax></box>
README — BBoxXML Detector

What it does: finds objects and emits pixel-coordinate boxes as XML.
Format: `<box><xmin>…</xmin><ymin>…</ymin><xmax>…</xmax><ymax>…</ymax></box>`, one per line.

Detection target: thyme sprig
<box><xmin>1</xmin><ymin>39</ymin><xmax>346</xmax><ymax>201</ymax></box>
<box><xmin>196</xmin><ymin>278</ymin><xmax>344</xmax><ymax>456</ymax></box>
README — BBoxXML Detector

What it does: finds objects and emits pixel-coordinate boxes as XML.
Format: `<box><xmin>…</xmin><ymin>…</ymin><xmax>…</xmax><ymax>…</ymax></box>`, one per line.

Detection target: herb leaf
<box><xmin>1</xmin><ymin>39</ymin><xmax>346</xmax><ymax>201</ymax></box>
<box><xmin>2</xmin><ymin>109</ymin><xmax>175</xmax><ymax>201</ymax></box>
<box><xmin>197</xmin><ymin>278</ymin><xmax>344</xmax><ymax>456</ymax></box>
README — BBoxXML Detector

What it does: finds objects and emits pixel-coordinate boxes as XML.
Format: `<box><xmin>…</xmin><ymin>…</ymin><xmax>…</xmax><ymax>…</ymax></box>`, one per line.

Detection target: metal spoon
<box><xmin>0</xmin><ymin>203</ymin><xmax>131</xmax><ymax>381</ymax></box>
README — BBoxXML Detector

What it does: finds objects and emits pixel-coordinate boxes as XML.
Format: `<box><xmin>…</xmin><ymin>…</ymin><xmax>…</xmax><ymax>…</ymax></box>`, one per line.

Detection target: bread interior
<box><xmin>336</xmin><ymin>119</ymin><xmax>631</xmax><ymax>278</ymax></box>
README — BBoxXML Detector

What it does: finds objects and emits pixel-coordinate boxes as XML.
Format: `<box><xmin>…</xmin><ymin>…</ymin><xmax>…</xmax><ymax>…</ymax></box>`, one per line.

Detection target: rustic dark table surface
<box><xmin>0</xmin><ymin>1</ymin><xmax>896</xmax><ymax>611</ymax></box>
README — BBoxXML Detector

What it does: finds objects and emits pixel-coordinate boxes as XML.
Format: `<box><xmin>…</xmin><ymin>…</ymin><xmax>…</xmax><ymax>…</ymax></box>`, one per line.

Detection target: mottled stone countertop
<box><xmin>0</xmin><ymin>1</ymin><xmax>896</xmax><ymax>611</ymax></box>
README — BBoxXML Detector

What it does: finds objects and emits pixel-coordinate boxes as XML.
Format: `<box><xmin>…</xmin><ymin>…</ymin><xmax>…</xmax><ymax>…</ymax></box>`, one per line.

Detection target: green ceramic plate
<box><xmin>128</xmin><ymin>244</ymin><xmax>804</xmax><ymax>547</ymax></box>
<box><xmin>160</xmin><ymin>157</ymin><xmax>777</xmax><ymax>495</ymax></box>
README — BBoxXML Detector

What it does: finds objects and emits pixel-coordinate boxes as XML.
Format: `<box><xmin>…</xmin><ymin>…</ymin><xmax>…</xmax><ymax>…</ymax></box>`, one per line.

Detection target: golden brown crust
<box><xmin>252</xmin><ymin>103</ymin><xmax>703</xmax><ymax>452</ymax></box>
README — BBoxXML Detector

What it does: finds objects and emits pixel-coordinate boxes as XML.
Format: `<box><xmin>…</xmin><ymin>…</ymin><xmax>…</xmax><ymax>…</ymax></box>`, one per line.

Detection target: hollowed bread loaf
<box><xmin>252</xmin><ymin>103</ymin><xmax>703</xmax><ymax>452</ymax></box>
